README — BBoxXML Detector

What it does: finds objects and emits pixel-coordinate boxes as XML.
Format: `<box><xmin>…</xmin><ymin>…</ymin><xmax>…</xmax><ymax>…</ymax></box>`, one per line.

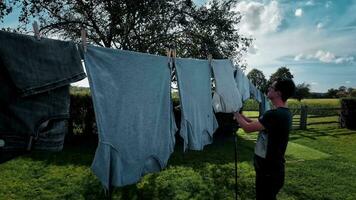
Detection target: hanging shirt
<box><xmin>249</xmin><ymin>81</ymin><xmax>262</xmax><ymax>102</ymax></box>
<box><xmin>234</xmin><ymin>67</ymin><xmax>250</xmax><ymax>102</ymax></box>
<box><xmin>211</xmin><ymin>59</ymin><xmax>243</xmax><ymax>113</ymax></box>
<box><xmin>84</xmin><ymin>45</ymin><xmax>177</xmax><ymax>188</ymax></box>
<box><xmin>175</xmin><ymin>58</ymin><xmax>218</xmax><ymax>151</ymax></box>
<box><xmin>261</xmin><ymin>94</ymin><xmax>271</xmax><ymax>113</ymax></box>
<box><xmin>0</xmin><ymin>30</ymin><xmax>85</xmax><ymax>159</ymax></box>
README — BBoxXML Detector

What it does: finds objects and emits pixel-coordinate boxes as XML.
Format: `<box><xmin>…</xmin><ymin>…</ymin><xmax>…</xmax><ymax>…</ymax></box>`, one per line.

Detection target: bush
<box><xmin>68</xmin><ymin>89</ymin><xmax>96</xmax><ymax>138</ymax></box>
<box><xmin>340</xmin><ymin>98</ymin><xmax>356</xmax><ymax>130</ymax></box>
<box><xmin>137</xmin><ymin>166</ymin><xmax>214</xmax><ymax>200</ymax></box>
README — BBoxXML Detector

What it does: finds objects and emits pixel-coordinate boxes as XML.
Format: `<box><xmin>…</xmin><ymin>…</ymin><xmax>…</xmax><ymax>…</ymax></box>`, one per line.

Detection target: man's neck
<box><xmin>272</xmin><ymin>99</ymin><xmax>287</xmax><ymax>108</ymax></box>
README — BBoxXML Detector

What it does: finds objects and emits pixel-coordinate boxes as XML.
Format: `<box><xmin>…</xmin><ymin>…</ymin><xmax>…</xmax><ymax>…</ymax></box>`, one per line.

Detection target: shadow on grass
<box><xmin>290</xmin><ymin>127</ymin><xmax>356</xmax><ymax>141</ymax></box>
<box><xmin>167</xmin><ymin>133</ymin><xmax>256</xmax><ymax>169</ymax></box>
<box><xmin>1</xmin><ymin>132</ymin><xmax>257</xmax><ymax>200</ymax></box>
<box><xmin>282</xmin><ymin>156</ymin><xmax>356</xmax><ymax>200</ymax></box>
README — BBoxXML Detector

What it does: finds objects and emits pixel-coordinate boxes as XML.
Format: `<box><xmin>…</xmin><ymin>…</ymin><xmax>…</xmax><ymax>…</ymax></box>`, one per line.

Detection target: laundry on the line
<box><xmin>211</xmin><ymin>59</ymin><xmax>243</xmax><ymax>113</ymax></box>
<box><xmin>84</xmin><ymin>45</ymin><xmax>177</xmax><ymax>188</ymax></box>
<box><xmin>0</xmin><ymin>30</ymin><xmax>86</xmax><ymax>157</ymax></box>
<box><xmin>175</xmin><ymin>58</ymin><xmax>219</xmax><ymax>151</ymax></box>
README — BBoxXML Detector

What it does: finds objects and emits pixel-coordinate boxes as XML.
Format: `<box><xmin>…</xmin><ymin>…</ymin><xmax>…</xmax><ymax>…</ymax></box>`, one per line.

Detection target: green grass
<box><xmin>1</xmin><ymin>117</ymin><xmax>356</xmax><ymax>199</ymax></box>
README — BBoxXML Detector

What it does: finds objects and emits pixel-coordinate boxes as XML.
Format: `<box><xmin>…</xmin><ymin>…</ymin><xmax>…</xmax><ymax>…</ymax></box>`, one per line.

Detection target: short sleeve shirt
<box><xmin>255</xmin><ymin>107</ymin><xmax>292</xmax><ymax>165</ymax></box>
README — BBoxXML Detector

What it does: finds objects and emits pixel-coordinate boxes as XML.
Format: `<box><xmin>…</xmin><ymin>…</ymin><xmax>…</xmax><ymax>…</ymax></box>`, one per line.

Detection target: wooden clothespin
<box><xmin>166</xmin><ymin>48</ymin><xmax>172</xmax><ymax>68</ymax></box>
<box><xmin>172</xmin><ymin>49</ymin><xmax>176</xmax><ymax>59</ymax></box>
<box><xmin>166</xmin><ymin>48</ymin><xmax>171</xmax><ymax>58</ymax></box>
<box><xmin>81</xmin><ymin>28</ymin><xmax>87</xmax><ymax>52</ymax></box>
<box><xmin>32</xmin><ymin>21</ymin><xmax>40</xmax><ymax>40</ymax></box>
<box><xmin>208</xmin><ymin>54</ymin><xmax>212</xmax><ymax>65</ymax></box>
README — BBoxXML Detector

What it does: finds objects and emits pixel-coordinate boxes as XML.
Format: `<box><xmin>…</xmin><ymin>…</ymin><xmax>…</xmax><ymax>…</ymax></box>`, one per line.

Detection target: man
<box><xmin>234</xmin><ymin>78</ymin><xmax>296</xmax><ymax>200</ymax></box>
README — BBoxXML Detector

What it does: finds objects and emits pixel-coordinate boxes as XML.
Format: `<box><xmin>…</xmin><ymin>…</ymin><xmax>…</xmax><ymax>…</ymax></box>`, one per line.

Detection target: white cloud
<box><xmin>248</xmin><ymin>44</ymin><xmax>259</xmax><ymax>54</ymax></box>
<box><xmin>311</xmin><ymin>82</ymin><xmax>319</xmax><ymax>85</ymax></box>
<box><xmin>295</xmin><ymin>8</ymin><xmax>303</xmax><ymax>17</ymax></box>
<box><xmin>346</xmin><ymin>81</ymin><xmax>351</xmax><ymax>84</ymax></box>
<box><xmin>293</xmin><ymin>50</ymin><xmax>355</xmax><ymax>64</ymax></box>
<box><xmin>234</xmin><ymin>0</ymin><xmax>282</xmax><ymax>35</ymax></box>
<box><xmin>325</xmin><ymin>1</ymin><xmax>332</xmax><ymax>8</ymax></box>
<box><xmin>316</xmin><ymin>22</ymin><xmax>324</xmax><ymax>30</ymax></box>
<box><xmin>294</xmin><ymin>53</ymin><xmax>304</xmax><ymax>61</ymax></box>
<box><xmin>305</xmin><ymin>0</ymin><xmax>314</xmax><ymax>6</ymax></box>
<box><xmin>334</xmin><ymin>56</ymin><xmax>354</xmax><ymax>64</ymax></box>
<box><xmin>315</xmin><ymin>50</ymin><xmax>335</xmax><ymax>63</ymax></box>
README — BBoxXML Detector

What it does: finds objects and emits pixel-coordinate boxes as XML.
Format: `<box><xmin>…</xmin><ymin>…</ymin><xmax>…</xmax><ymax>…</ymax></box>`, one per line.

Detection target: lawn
<box><xmin>1</xmin><ymin>114</ymin><xmax>355</xmax><ymax>199</ymax></box>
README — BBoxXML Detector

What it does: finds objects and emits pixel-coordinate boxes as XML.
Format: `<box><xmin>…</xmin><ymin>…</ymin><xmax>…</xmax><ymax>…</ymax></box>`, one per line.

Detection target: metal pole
<box><xmin>234</xmin><ymin>132</ymin><xmax>238</xmax><ymax>200</ymax></box>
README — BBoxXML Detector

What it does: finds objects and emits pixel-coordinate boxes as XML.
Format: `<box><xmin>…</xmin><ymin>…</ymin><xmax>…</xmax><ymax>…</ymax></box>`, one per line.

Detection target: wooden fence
<box><xmin>246</xmin><ymin>106</ymin><xmax>342</xmax><ymax>130</ymax></box>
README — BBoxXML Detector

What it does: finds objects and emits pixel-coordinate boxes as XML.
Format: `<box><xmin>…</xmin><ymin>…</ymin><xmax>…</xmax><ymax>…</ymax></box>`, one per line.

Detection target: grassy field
<box><xmin>1</xmin><ymin>109</ymin><xmax>355</xmax><ymax>199</ymax></box>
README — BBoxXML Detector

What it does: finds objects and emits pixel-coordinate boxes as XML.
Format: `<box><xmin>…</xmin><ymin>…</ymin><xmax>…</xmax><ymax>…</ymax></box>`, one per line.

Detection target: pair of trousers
<box><xmin>254</xmin><ymin>155</ymin><xmax>285</xmax><ymax>200</ymax></box>
<box><xmin>0</xmin><ymin>30</ymin><xmax>85</xmax><ymax>161</ymax></box>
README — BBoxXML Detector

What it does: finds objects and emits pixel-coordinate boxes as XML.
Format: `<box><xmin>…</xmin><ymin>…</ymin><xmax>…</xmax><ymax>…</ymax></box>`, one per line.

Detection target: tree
<box><xmin>247</xmin><ymin>68</ymin><xmax>267</xmax><ymax>93</ymax></box>
<box><xmin>338</xmin><ymin>86</ymin><xmax>347</xmax><ymax>92</ymax></box>
<box><xmin>350</xmin><ymin>89</ymin><xmax>356</xmax><ymax>97</ymax></box>
<box><xmin>294</xmin><ymin>83</ymin><xmax>310</xmax><ymax>101</ymax></box>
<box><xmin>326</xmin><ymin>88</ymin><xmax>338</xmax><ymax>98</ymax></box>
<box><xmin>267</xmin><ymin>66</ymin><xmax>294</xmax><ymax>88</ymax></box>
<box><xmin>1</xmin><ymin>0</ymin><xmax>251</xmax><ymax>62</ymax></box>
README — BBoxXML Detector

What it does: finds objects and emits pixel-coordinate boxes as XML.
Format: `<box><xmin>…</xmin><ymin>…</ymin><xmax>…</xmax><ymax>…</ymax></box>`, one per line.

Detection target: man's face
<box><xmin>267</xmin><ymin>81</ymin><xmax>280</xmax><ymax>100</ymax></box>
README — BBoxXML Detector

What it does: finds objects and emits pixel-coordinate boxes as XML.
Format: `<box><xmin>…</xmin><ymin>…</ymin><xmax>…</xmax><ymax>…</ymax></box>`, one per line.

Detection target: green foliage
<box><xmin>294</xmin><ymin>82</ymin><xmax>311</xmax><ymax>101</ymax></box>
<box><xmin>3</xmin><ymin>0</ymin><xmax>251</xmax><ymax>64</ymax></box>
<box><xmin>69</xmin><ymin>87</ymin><xmax>96</xmax><ymax>137</ymax></box>
<box><xmin>247</xmin><ymin>69</ymin><xmax>267</xmax><ymax>93</ymax></box>
<box><xmin>350</xmin><ymin>89</ymin><xmax>356</xmax><ymax>97</ymax></box>
<box><xmin>138</xmin><ymin>166</ymin><xmax>214</xmax><ymax>200</ymax></box>
<box><xmin>2</xmin><ymin>123</ymin><xmax>356</xmax><ymax>199</ymax></box>
<box><xmin>268</xmin><ymin>66</ymin><xmax>294</xmax><ymax>84</ymax></box>
<box><xmin>288</xmin><ymin>99</ymin><xmax>340</xmax><ymax>116</ymax></box>
<box><xmin>242</xmin><ymin>99</ymin><xmax>260</xmax><ymax>111</ymax></box>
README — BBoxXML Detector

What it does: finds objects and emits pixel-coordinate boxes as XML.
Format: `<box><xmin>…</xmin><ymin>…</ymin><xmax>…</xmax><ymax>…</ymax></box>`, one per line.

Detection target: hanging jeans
<box><xmin>0</xmin><ymin>31</ymin><xmax>86</xmax><ymax>162</ymax></box>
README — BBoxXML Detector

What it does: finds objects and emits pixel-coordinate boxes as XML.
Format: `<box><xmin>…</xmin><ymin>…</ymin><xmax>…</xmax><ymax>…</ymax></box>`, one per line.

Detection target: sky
<box><xmin>1</xmin><ymin>0</ymin><xmax>356</xmax><ymax>92</ymax></box>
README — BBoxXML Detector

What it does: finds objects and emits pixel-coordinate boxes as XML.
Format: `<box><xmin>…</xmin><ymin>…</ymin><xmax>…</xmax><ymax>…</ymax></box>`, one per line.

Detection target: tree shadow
<box><xmin>290</xmin><ymin>127</ymin><xmax>356</xmax><ymax>141</ymax></box>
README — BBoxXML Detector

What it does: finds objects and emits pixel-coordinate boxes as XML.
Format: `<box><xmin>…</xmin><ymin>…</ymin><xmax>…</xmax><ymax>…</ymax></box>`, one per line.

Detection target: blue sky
<box><xmin>1</xmin><ymin>0</ymin><xmax>356</xmax><ymax>92</ymax></box>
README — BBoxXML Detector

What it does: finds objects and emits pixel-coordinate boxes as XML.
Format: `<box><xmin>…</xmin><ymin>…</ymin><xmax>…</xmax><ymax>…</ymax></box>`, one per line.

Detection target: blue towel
<box><xmin>234</xmin><ymin>67</ymin><xmax>250</xmax><ymax>101</ymax></box>
<box><xmin>84</xmin><ymin>46</ymin><xmax>177</xmax><ymax>188</ymax></box>
<box><xmin>261</xmin><ymin>94</ymin><xmax>271</xmax><ymax>113</ymax></box>
<box><xmin>249</xmin><ymin>81</ymin><xmax>261</xmax><ymax>102</ymax></box>
<box><xmin>211</xmin><ymin>59</ymin><xmax>243</xmax><ymax>113</ymax></box>
<box><xmin>175</xmin><ymin>58</ymin><xmax>218</xmax><ymax>151</ymax></box>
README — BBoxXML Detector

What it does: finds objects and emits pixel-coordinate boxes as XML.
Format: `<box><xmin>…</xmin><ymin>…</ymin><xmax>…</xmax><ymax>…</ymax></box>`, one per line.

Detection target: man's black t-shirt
<box><xmin>255</xmin><ymin>107</ymin><xmax>292</xmax><ymax>172</ymax></box>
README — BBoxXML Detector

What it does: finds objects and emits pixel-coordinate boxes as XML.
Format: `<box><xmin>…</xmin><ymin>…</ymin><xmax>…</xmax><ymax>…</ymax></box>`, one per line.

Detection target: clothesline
<box><xmin>0</xmin><ymin>26</ymin><xmax>270</xmax><ymax>194</ymax></box>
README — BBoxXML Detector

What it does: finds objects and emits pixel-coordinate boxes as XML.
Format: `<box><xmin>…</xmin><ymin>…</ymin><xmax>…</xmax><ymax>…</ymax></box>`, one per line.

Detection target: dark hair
<box><xmin>274</xmin><ymin>78</ymin><xmax>296</xmax><ymax>102</ymax></box>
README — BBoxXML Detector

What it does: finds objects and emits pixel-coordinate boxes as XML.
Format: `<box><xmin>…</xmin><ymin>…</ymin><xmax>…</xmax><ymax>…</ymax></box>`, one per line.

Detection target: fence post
<box><xmin>300</xmin><ymin>105</ymin><xmax>308</xmax><ymax>130</ymax></box>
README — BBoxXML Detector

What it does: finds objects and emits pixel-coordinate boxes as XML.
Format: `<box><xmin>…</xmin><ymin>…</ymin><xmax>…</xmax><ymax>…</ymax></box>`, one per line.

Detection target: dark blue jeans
<box><xmin>254</xmin><ymin>155</ymin><xmax>285</xmax><ymax>200</ymax></box>
<box><xmin>0</xmin><ymin>30</ymin><xmax>85</xmax><ymax>162</ymax></box>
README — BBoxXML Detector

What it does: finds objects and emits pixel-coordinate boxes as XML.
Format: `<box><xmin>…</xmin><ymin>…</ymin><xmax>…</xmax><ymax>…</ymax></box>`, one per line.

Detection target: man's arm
<box><xmin>234</xmin><ymin>112</ymin><xmax>265</xmax><ymax>133</ymax></box>
<box><xmin>239</xmin><ymin>113</ymin><xmax>253</xmax><ymax>123</ymax></box>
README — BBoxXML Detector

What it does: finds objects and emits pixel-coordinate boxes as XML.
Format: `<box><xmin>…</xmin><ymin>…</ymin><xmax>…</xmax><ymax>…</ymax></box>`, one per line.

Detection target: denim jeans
<box><xmin>0</xmin><ymin>31</ymin><xmax>86</xmax><ymax>162</ymax></box>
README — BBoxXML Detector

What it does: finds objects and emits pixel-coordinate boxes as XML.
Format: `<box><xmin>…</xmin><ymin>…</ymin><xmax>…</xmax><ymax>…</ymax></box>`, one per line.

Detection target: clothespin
<box><xmin>208</xmin><ymin>54</ymin><xmax>212</xmax><ymax>65</ymax></box>
<box><xmin>81</xmin><ymin>28</ymin><xmax>87</xmax><ymax>52</ymax></box>
<box><xmin>166</xmin><ymin>48</ymin><xmax>171</xmax><ymax>58</ymax></box>
<box><xmin>166</xmin><ymin>48</ymin><xmax>172</xmax><ymax>68</ymax></box>
<box><xmin>32</xmin><ymin>21</ymin><xmax>40</xmax><ymax>40</ymax></box>
<box><xmin>172</xmin><ymin>49</ymin><xmax>176</xmax><ymax>59</ymax></box>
